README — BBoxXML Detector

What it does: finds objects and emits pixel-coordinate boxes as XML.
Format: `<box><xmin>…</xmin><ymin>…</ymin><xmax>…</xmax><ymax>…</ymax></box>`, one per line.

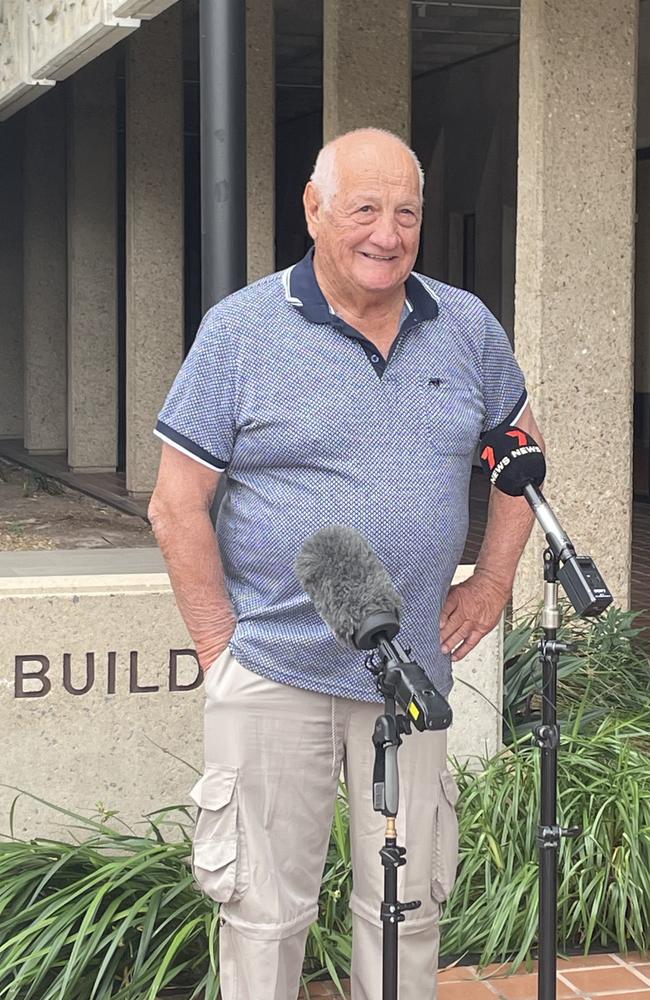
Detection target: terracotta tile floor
<box><xmin>299</xmin><ymin>951</ymin><xmax>650</xmax><ymax>998</ymax></box>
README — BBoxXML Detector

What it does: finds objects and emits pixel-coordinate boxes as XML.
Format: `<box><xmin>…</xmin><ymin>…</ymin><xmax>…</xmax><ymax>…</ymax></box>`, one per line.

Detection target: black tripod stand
<box><xmin>364</xmin><ymin>633</ymin><xmax>452</xmax><ymax>1000</ymax></box>
<box><xmin>534</xmin><ymin>548</ymin><xmax>581</xmax><ymax>1000</ymax></box>
<box><xmin>532</xmin><ymin>544</ymin><xmax>612</xmax><ymax>1000</ymax></box>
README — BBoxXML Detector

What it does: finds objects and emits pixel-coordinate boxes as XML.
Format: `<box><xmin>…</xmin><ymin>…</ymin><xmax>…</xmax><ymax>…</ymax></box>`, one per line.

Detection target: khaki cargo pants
<box><xmin>189</xmin><ymin>649</ymin><xmax>460</xmax><ymax>1000</ymax></box>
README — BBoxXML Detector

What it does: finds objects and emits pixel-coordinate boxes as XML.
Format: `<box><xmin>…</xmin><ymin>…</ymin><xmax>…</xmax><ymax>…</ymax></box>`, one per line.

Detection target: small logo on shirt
<box><xmin>428</xmin><ymin>377</ymin><xmax>444</xmax><ymax>387</ymax></box>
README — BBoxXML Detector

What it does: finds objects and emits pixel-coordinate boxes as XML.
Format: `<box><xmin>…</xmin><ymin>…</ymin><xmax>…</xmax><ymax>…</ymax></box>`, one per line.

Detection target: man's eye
<box><xmin>357</xmin><ymin>205</ymin><xmax>373</xmax><ymax>213</ymax></box>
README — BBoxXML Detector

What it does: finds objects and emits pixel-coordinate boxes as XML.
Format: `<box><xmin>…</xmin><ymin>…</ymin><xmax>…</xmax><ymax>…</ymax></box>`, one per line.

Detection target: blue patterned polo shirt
<box><xmin>155</xmin><ymin>249</ymin><xmax>527</xmax><ymax>701</ymax></box>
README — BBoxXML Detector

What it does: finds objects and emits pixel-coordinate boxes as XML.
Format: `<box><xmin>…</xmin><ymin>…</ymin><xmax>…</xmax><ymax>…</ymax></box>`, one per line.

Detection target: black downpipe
<box><xmin>199</xmin><ymin>0</ymin><xmax>247</xmax><ymax>312</ymax></box>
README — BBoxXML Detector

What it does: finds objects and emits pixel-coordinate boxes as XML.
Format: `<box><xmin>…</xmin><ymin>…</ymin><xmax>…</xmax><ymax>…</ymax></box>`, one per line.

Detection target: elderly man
<box><xmin>149</xmin><ymin>128</ymin><xmax>541</xmax><ymax>1000</ymax></box>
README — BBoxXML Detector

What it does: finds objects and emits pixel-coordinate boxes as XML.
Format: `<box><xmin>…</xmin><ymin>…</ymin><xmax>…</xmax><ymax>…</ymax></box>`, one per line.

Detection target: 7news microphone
<box><xmin>295</xmin><ymin>524</ymin><xmax>452</xmax><ymax>730</ymax></box>
<box><xmin>479</xmin><ymin>424</ymin><xmax>612</xmax><ymax>616</ymax></box>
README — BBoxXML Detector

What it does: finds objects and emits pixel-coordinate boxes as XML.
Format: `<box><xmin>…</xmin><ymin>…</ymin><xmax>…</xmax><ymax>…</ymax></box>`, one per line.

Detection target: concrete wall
<box><xmin>0</xmin><ymin>554</ymin><xmax>502</xmax><ymax>839</ymax></box>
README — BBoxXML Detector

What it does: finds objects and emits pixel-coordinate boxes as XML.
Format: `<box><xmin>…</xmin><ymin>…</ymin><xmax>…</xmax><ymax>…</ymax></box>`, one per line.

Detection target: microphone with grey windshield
<box><xmin>295</xmin><ymin>524</ymin><xmax>452</xmax><ymax>732</ymax></box>
<box><xmin>296</xmin><ymin>524</ymin><xmax>452</xmax><ymax>1000</ymax></box>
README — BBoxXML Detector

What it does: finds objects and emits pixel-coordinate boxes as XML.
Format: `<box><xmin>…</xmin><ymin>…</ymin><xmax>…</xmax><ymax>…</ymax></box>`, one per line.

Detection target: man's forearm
<box><xmin>475</xmin><ymin>488</ymin><xmax>535</xmax><ymax>597</ymax></box>
<box><xmin>150</xmin><ymin>506</ymin><xmax>237</xmax><ymax>670</ymax></box>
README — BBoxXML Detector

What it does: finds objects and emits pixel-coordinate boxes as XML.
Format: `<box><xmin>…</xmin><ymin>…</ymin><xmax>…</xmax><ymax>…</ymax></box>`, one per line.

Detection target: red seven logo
<box><xmin>506</xmin><ymin>429</ymin><xmax>528</xmax><ymax>447</ymax></box>
<box><xmin>481</xmin><ymin>446</ymin><xmax>496</xmax><ymax>470</ymax></box>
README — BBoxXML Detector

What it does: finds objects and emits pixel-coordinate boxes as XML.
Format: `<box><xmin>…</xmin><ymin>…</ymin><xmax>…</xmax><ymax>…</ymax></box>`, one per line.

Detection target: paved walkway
<box><xmin>298</xmin><ymin>952</ymin><xmax>650</xmax><ymax>998</ymax></box>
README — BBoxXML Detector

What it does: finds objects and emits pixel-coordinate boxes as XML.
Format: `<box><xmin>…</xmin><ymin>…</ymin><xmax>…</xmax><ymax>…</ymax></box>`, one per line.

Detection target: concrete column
<box><xmin>125</xmin><ymin>6</ymin><xmax>183</xmax><ymax>495</ymax></box>
<box><xmin>513</xmin><ymin>0</ymin><xmax>638</xmax><ymax>610</ymax></box>
<box><xmin>67</xmin><ymin>53</ymin><xmax>118</xmax><ymax>472</ymax></box>
<box><xmin>23</xmin><ymin>87</ymin><xmax>67</xmax><ymax>454</ymax></box>
<box><xmin>0</xmin><ymin>116</ymin><xmax>24</xmax><ymax>439</ymax></box>
<box><xmin>246</xmin><ymin>0</ymin><xmax>275</xmax><ymax>283</ymax></box>
<box><xmin>323</xmin><ymin>0</ymin><xmax>410</xmax><ymax>143</ymax></box>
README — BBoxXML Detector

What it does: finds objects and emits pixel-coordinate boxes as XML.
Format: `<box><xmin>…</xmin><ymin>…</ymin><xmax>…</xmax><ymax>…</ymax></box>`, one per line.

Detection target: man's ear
<box><xmin>303</xmin><ymin>182</ymin><xmax>320</xmax><ymax>241</ymax></box>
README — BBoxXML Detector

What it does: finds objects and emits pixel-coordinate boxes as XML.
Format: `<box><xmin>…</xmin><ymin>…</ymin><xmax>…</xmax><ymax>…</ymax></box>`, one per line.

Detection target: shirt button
<box><xmin>371</xmin><ymin>354</ymin><xmax>380</xmax><ymax>363</ymax></box>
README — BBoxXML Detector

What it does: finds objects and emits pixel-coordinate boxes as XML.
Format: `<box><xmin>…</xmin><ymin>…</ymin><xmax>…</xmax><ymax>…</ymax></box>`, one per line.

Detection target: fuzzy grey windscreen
<box><xmin>294</xmin><ymin>525</ymin><xmax>403</xmax><ymax>649</ymax></box>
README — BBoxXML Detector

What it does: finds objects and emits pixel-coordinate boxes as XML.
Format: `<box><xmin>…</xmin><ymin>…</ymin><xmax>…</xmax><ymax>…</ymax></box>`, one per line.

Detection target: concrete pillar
<box><xmin>323</xmin><ymin>0</ymin><xmax>410</xmax><ymax>143</ymax></box>
<box><xmin>246</xmin><ymin>0</ymin><xmax>275</xmax><ymax>282</ymax></box>
<box><xmin>513</xmin><ymin>0</ymin><xmax>638</xmax><ymax>610</ymax></box>
<box><xmin>0</xmin><ymin>116</ymin><xmax>24</xmax><ymax>439</ymax></box>
<box><xmin>67</xmin><ymin>53</ymin><xmax>118</xmax><ymax>472</ymax></box>
<box><xmin>23</xmin><ymin>87</ymin><xmax>67</xmax><ymax>454</ymax></box>
<box><xmin>125</xmin><ymin>6</ymin><xmax>183</xmax><ymax>495</ymax></box>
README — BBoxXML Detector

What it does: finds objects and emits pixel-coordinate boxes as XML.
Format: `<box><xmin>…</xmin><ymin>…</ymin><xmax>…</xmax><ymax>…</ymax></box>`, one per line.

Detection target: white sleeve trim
<box><xmin>154</xmin><ymin>429</ymin><xmax>226</xmax><ymax>472</ymax></box>
<box><xmin>509</xmin><ymin>395</ymin><xmax>529</xmax><ymax>426</ymax></box>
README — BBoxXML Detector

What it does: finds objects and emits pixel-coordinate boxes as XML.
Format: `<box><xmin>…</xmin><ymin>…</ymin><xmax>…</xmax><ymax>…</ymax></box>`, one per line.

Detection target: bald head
<box><xmin>302</xmin><ymin>127</ymin><xmax>424</xmax><ymax>305</ymax></box>
<box><xmin>310</xmin><ymin>128</ymin><xmax>424</xmax><ymax>209</ymax></box>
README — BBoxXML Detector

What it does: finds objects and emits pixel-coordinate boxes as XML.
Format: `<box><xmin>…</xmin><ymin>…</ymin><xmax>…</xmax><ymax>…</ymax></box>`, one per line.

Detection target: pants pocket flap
<box><xmin>190</xmin><ymin>765</ymin><xmax>238</xmax><ymax>811</ymax></box>
<box><xmin>431</xmin><ymin>768</ymin><xmax>460</xmax><ymax>904</ymax></box>
<box><xmin>440</xmin><ymin>768</ymin><xmax>460</xmax><ymax>807</ymax></box>
<box><xmin>193</xmin><ymin>836</ymin><xmax>238</xmax><ymax>873</ymax></box>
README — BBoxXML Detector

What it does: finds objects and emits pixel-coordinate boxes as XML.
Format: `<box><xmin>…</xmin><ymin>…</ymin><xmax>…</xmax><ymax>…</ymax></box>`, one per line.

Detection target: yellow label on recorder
<box><xmin>408</xmin><ymin>701</ymin><xmax>420</xmax><ymax>722</ymax></box>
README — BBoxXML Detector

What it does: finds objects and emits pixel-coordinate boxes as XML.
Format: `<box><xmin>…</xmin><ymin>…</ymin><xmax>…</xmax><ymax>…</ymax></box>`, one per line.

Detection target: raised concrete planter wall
<box><xmin>1</xmin><ymin>551</ymin><xmax>502</xmax><ymax>840</ymax></box>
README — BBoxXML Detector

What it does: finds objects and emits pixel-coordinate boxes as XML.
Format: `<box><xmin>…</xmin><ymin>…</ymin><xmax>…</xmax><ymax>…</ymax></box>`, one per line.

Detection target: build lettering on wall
<box><xmin>12</xmin><ymin>650</ymin><xmax>203</xmax><ymax>698</ymax></box>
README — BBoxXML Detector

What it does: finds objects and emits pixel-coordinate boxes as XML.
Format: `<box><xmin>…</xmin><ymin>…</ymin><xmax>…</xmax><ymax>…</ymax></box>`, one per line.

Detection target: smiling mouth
<box><xmin>360</xmin><ymin>252</ymin><xmax>398</xmax><ymax>261</ymax></box>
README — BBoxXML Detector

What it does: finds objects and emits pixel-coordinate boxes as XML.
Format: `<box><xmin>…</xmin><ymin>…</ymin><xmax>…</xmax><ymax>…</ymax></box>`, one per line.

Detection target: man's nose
<box><xmin>367</xmin><ymin>214</ymin><xmax>400</xmax><ymax>250</ymax></box>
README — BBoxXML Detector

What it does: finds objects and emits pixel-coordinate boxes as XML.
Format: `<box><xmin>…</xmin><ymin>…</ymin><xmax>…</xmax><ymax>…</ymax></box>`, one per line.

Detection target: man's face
<box><xmin>304</xmin><ymin>138</ymin><xmax>422</xmax><ymax>298</ymax></box>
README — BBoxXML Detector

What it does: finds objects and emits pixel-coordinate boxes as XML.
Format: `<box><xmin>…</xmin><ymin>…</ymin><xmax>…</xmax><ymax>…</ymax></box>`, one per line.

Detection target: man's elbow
<box><xmin>148</xmin><ymin>490</ymin><xmax>169</xmax><ymax>539</ymax></box>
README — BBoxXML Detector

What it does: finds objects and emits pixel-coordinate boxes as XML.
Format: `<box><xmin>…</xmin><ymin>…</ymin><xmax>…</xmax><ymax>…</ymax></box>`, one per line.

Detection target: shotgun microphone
<box><xmin>479</xmin><ymin>425</ymin><xmax>612</xmax><ymax>617</ymax></box>
<box><xmin>294</xmin><ymin>525</ymin><xmax>452</xmax><ymax>730</ymax></box>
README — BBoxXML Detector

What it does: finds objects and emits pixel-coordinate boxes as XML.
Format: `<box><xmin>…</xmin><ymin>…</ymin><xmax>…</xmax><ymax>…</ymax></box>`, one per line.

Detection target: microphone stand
<box><xmin>534</xmin><ymin>549</ymin><xmax>581</xmax><ymax>1000</ymax></box>
<box><xmin>367</xmin><ymin>645</ymin><xmax>421</xmax><ymax>1000</ymax></box>
<box><xmin>362</xmin><ymin>632</ymin><xmax>451</xmax><ymax>1000</ymax></box>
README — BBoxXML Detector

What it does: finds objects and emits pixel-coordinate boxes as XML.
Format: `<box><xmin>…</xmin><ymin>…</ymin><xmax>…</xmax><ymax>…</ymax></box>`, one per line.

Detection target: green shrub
<box><xmin>0</xmin><ymin>792</ymin><xmax>353</xmax><ymax>1000</ymax></box>
<box><xmin>442</xmin><ymin>713</ymin><xmax>650</xmax><ymax>967</ymax></box>
<box><xmin>503</xmin><ymin>606</ymin><xmax>650</xmax><ymax>742</ymax></box>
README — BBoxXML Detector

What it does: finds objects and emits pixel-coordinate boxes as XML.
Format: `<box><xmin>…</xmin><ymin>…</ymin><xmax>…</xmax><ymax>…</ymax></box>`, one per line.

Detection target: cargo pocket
<box><xmin>189</xmin><ymin>765</ymin><xmax>249</xmax><ymax>903</ymax></box>
<box><xmin>431</xmin><ymin>768</ymin><xmax>460</xmax><ymax>904</ymax></box>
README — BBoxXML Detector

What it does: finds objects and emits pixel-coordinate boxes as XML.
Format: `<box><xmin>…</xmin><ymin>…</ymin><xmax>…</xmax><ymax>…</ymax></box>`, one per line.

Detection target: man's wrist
<box><xmin>472</xmin><ymin>565</ymin><xmax>512</xmax><ymax>605</ymax></box>
<box><xmin>196</xmin><ymin>617</ymin><xmax>237</xmax><ymax>670</ymax></box>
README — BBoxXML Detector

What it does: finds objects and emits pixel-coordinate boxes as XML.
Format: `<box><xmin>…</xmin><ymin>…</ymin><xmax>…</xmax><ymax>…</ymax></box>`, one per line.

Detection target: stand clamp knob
<box><xmin>380</xmin><ymin>899</ymin><xmax>422</xmax><ymax>925</ymax></box>
<box><xmin>380</xmin><ymin>844</ymin><xmax>407</xmax><ymax>869</ymax></box>
<box><xmin>537</xmin><ymin>824</ymin><xmax>582</xmax><ymax>848</ymax></box>
<box><xmin>533</xmin><ymin>724</ymin><xmax>560</xmax><ymax>750</ymax></box>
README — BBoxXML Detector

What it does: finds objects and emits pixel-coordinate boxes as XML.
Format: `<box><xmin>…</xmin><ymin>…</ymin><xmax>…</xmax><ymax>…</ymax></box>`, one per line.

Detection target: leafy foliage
<box><xmin>503</xmin><ymin>605</ymin><xmax>650</xmax><ymax>742</ymax></box>
<box><xmin>0</xmin><ymin>803</ymin><xmax>218</xmax><ymax>1000</ymax></box>
<box><xmin>0</xmin><ymin>792</ymin><xmax>353</xmax><ymax>1000</ymax></box>
<box><xmin>442</xmin><ymin>714</ymin><xmax>650</xmax><ymax>967</ymax></box>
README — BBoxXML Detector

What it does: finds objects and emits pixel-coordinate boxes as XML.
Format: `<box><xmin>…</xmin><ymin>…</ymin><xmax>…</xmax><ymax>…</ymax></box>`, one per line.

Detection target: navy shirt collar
<box><xmin>284</xmin><ymin>247</ymin><xmax>439</xmax><ymax>326</ymax></box>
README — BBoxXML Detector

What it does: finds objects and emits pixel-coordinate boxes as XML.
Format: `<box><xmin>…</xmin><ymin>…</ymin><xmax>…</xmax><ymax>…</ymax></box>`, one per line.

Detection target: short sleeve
<box><xmin>480</xmin><ymin>306</ymin><xmax>527</xmax><ymax>435</ymax></box>
<box><xmin>154</xmin><ymin>309</ymin><xmax>237</xmax><ymax>471</ymax></box>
